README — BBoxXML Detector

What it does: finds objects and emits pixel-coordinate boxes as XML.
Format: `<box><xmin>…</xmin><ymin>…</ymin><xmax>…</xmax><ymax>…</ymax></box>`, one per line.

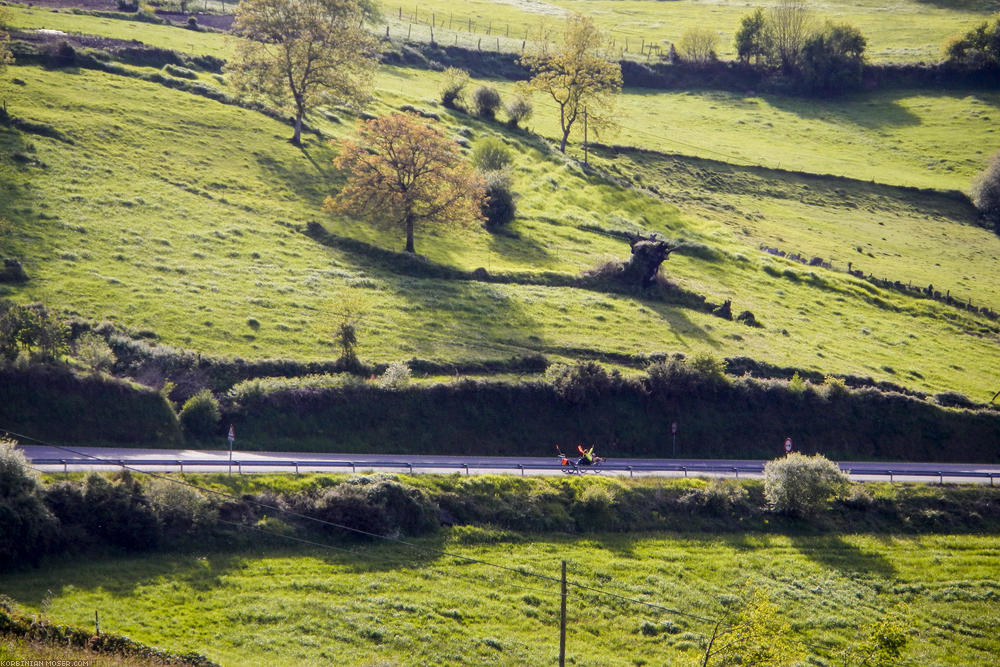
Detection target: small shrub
<box><xmin>145</xmin><ymin>477</ymin><xmax>217</xmax><ymax>538</ymax></box>
<box><xmin>822</xmin><ymin>374</ymin><xmax>849</xmax><ymax>399</ymax></box>
<box><xmin>471</xmin><ymin>137</ymin><xmax>513</xmax><ymax>172</ymax></box>
<box><xmin>934</xmin><ymin>391</ymin><xmax>976</xmax><ymax>409</ymax></box>
<box><xmin>54</xmin><ymin>41</ymin><xmax>76</xmax><ymax>67</ymax></box>
<box><xmin>378</xmin><ymin>361</ymin><xmax>412</xmax><ymax>389</ymax></box>
<box><xmin>689</xmin><ymin>352</ymin><xmax>726</xmax><ymax>381</ymax></box>
<box><xmin>186</xmin><ymin>16</ymin><xmax>199</xmax><ymax>30</ymax></box>
<box><xmin>788</xmin><ymin>372</ymin><xmax>807</xmax><ymax>394</ymax></box>
<box><xmin>504</xmin><ymin>94</ymin><xmax>532</xmax><ymax>128</ymax></box>
<box><xmin>439</xmin><ymin>67</ymin><xmax>470</xmax><ymax>109</ymax></box>
<box><xmin>679</xmin><ymin>27</ymin><xmax>718</xmax><ymax>63</ymax></box>
<box><xmin>481</xmin><ymin>170</ymin><xmax>516</xmax><ymax>229</ymax></box>
<box><xmin>545</xmin><ymin>361</ymin><xmax>617</xmax><ymax>404</ymax></box>
<box><xmin>472</xmin><ymin>85</ymin><xmax>502</xmax><ymax>119</ymax></box>
<box><xmin>178</xmin><ymin>388</ymin><xmax>220</xmax><ymax>438</ymax></box>
<box><xmin>73</xmin><ymin>331</ymin><xmax>116</xmax><ymax>373</ymax></box>
<box><xmin>764</xmin><ymin>452</ymin><xmax>849</xmax><ymax>518</ymax></box>
<box><xmin>83</xmin><ymin>472</ymin><xmax>160</xmax><ymax>550</ymax></box>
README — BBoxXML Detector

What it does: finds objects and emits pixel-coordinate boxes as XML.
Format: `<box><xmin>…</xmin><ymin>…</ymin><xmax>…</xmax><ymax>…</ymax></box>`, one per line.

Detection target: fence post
<box><xmin>559</xmin><ymin>560</ymin><xmax>567</xmax><ymax>666</ymax></box>
<box><xmin>407</xmin><ymin>23</ymin><xmax>411</xmax><ymax>40</ymax></box>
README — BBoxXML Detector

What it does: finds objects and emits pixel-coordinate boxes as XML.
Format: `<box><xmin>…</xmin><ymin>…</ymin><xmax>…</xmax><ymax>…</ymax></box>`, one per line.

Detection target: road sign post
<box><xmin>228</xmin><ymin>424</ymin><xmax>235</xmax><ymax>474</ymax></box>
<box><xmin>784</xmin><ymin>437</ymin><xmax>793</xmax><ymax>454</ymax></box>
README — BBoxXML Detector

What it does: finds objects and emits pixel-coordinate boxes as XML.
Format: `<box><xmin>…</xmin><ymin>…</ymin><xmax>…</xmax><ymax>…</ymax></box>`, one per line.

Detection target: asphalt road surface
<box><xmin>18</xmin><ymin>445</ymin><xmax>1000</xmax><ymax>483</ymax></box>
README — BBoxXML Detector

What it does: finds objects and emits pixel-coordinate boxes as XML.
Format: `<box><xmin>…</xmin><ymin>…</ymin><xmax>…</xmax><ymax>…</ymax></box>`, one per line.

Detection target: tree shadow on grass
<box><xmin>0</xmin><ymin>536</ymin><xmax>453</xmax><ymax>609</ymax></box>
<box><xmin>789</xmin><ymin>534</ymin><xmax>897</xmax><ymax>579</ymax></box>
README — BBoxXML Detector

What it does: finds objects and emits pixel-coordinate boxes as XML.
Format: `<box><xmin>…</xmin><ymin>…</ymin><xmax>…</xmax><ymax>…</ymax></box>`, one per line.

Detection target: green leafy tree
<box><xmin>944</xmin><ymin>16</ymin><xmax>1000</xmax><ymax>68</ymax></box>
<box><xmin>972</xmin><ymin>149</ymin><xmax>1000</xmax><ymax>232</ymax></box>
<box><xmin>226</xmin><ymin>0</ymin><xmax>379</xmax><ymax>145</ymax></box>
<box><xmin>735</xmin><ymin>8</ymin><xmax>770</xmax><ymax>64</ymax></box>
<box><xmin>801</xmin><ymin>22</ymin><xmax>867</xmax><ymax>92</ymax></box>
<box><xmin>701</xmin><ymin>587</ymin><xmax>804</xmax><ymax>666</ymax></box>
<box><xmin>841</xmin><ymin>615</ymin><xmax>910</xmax><ymax>666</ymax></box>
<box><xmin>520</xmin><ymin>13</ymin><xmax>622</xmax><ymax>153</ymax></box>
<box><xmin>325</xmin><ymin>112</ymin><xmax>486</xmax><ymax>254</ymax></box>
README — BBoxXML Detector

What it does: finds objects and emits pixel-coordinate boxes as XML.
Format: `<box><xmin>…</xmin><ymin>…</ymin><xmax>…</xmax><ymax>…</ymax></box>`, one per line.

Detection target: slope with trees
<box><xmin>325</xmin><ymin>112</ymin><xmax>486</xmax><ymax>254</ymax></box>
<box><xmin>226</xmin><ymin>0</ymin><xmax>379</xmax><ymax>145</ymax></box>
<box><xmin>519</xmin><ymin>12</ymin><xmax>622</xmax><ymax>153</ymax></box>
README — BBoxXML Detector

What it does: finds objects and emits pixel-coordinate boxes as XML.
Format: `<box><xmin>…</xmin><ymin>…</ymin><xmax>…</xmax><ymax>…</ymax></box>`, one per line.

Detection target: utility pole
<box><xmin>559</xmin><ymin>560</ymin><xmax>567</xmax><ymax>667</ymax></box>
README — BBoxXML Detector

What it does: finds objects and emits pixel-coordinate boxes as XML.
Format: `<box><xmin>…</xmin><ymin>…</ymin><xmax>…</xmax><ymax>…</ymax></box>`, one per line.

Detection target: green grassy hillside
<box><xmin>2</xmin><ymin>532</ymin><xmax>997</xmax><ymax>665</ymax></box>
<box><xmin>2</xmin><ymin>7</ymin><xmax>999</xmax><ymax>403</ymax></box>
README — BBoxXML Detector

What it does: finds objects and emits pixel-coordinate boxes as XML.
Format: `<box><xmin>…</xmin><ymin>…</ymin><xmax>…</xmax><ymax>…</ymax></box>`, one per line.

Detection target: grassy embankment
<box><xmin>1</xmin><ymin>530</ymin><xmax>997</xmax><ymax>665</ymax></box>
<box><xmin>1</xmin><ymin>7</ymin><xmax>999</xmax><ymax>402</ymax></box>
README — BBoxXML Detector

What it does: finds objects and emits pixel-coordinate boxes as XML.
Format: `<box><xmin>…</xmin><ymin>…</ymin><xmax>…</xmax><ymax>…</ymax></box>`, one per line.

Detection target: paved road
<box><xmin>18</xmin><ymin>445</ymin><xmax>1000</xmax><ymax>483</ymax></box>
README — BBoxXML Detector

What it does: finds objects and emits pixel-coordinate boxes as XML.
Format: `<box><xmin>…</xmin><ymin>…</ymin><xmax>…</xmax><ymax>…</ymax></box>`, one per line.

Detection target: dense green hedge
<box><xmin>0</xmin><ymin>366</ymin><xmax>181</xmax><ymax>446</ymax></box>
<box><xmin>225</xmin><ymin>364</ymin><xmax>1000</xmax><ymax>462</ymax></box>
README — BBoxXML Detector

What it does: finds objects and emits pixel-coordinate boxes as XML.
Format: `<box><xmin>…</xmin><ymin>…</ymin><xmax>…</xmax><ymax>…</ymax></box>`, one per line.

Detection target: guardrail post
<box><xmin>406</xmin><ymin>463</ymin><xmax>413</xmax><ymax>474</ymax></box>
<box><xmin>889</xmin><ymin>470</ymin><xmax>893</xmax><ymax>482</ymax></box>
<box><xmin>733</xmin><ymin>467</ymin><xmax>739</xmax><ymax>479</ymax></box>
<box><xmin>939</xmin><ymin>472</ymin><xmax>943</xmax><ymax>485</ymax></box>
<box><xmin>61</xmin><ymin>459</ymin><xmax>67</xmax><ymax>474</ymax></box>
<box><xmin>682</xmin><ymin>466</ymin><xmax>687</xmax><ymax>478</ymax></box>
<box><xmin>295</xmin><ymin>462</ymin><xmax>299</xmax><ymax>475</ymax></box>
<box><xmin>238</xmin><ymin>462</ymin><xmax>242</xmax><ymax>475</ymax></box>
<box><xmin>351</xmin><ymin>462</ymin><xmax>356</xmax><ymax>474</ymax></box>
<box><xmin>518</xmin><ymin>464</ymin><xmax>524</xmax><ymax>476</ymax></box>
<box><xmin>178</xmin><ymin>460</ymin><xmax>183</xmax><ymax>474</ymax></box>
<box><xmin>463</xmin><ymin>463</ymin><xmax>469</xmax><ymax>476</ymax></box>
<box><xmin>628</xmin><ymin>466</ymin><xmax>633</xmax><ymax>478</ymax></box>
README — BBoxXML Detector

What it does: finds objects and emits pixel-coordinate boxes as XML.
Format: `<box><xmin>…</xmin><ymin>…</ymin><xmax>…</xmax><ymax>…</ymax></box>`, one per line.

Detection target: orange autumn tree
<box><xmin>325</xmin><ymin>112</ymin><xmax>486</xmax><ymax>254</ymax></box>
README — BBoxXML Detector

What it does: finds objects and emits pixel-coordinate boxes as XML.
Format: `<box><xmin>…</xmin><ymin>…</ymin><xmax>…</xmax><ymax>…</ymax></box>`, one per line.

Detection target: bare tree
<box><xmin>768</xmin><ymin>0</ymin><xmax>813</xmax><ymax>71</ymax></box>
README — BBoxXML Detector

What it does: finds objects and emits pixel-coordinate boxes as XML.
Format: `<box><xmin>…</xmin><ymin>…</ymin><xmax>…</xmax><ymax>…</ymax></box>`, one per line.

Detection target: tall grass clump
<box><xmin>764</xmin><ymin>452</ymin><xmax>849</xmax><ymax>517</ymax></box>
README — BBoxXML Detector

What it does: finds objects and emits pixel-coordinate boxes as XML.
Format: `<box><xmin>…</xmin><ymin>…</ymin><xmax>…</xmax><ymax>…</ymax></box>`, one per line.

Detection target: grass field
<box><xmin>2</xmin><ymin>8</ymin><xmax>1000</xmax><ymax>400</ymax></box>
<box><xmin>378</xmin><ymin>0</ymin><xmax>998</xmax><ymax>63</ymax></box>
<box><xmin>1</xmin><ymin>530</ymin><xmax>997</xmax><ymax>665</ymax></box>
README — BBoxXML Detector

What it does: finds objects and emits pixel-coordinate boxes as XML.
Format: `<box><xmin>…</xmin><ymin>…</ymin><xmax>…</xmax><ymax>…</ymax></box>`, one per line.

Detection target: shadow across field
<box><xmin>789</xmin><ymin>534</ymin><xmax>897</xmax><ymax>579</ymax></box>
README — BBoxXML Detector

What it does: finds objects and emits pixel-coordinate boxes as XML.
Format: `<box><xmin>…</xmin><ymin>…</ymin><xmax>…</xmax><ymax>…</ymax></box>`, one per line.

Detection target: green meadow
<box><xmin>1</xmin><ymin>531</ymin><xmax>997</xmax><ymax>665</ymax></box>
<box><xmin>2</xmin><ymin>5</ymin><xmax>1000</xmax><ymax>399</ymax></box>
<box><xmin>377</xmin><ymin>0</ymin><xmax>999</xmax><ymax>63</ymax></box>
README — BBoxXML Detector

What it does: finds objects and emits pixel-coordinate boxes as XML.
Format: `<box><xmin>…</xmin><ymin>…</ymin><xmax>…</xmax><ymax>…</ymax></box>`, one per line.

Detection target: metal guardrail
<box><xmin>28</xmin><ymin>457</ymin><xmax>999</xmax><ymax>484</ymax></box>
